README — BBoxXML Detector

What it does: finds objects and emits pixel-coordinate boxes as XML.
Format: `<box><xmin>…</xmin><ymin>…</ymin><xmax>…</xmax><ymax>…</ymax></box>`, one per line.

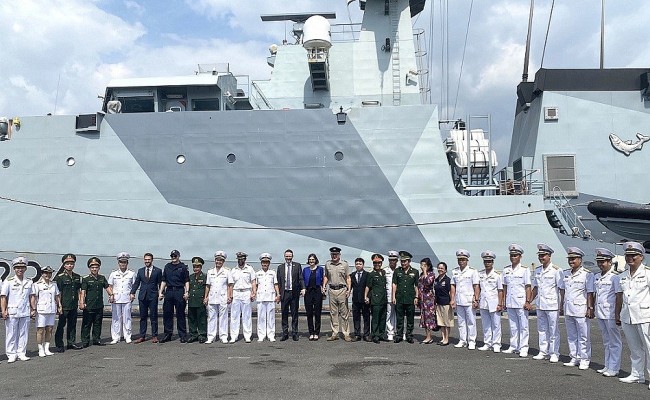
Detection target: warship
<box><xmin>1</xmin><ymin>0</ymin><xmax>648</xmax><ymax>277</ymax></box>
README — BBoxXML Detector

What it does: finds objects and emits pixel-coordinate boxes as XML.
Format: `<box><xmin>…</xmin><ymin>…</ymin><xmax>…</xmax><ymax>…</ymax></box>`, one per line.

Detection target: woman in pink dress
<box><xmin>418</xmin><ymin>257</ymin><xmax>437</xmax><ymax>344</ymax></box>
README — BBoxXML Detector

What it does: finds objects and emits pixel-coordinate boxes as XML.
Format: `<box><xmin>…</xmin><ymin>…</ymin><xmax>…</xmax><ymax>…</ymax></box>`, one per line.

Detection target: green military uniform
<box><xmin>187</xmin><ymin>269</ymin><xmax>207</xmax><ymax>342</ymax></box>
<box><xmin>54</xmin><ymin>270</ymin><xmax>82</xmax><ymax>348</ymax></box>
<box><xmin>392</xmin><ymin>259</ymin><xmax>419</xmax><ymax>342</ymax></box>
<box><xmin>80</xmin><ymin>273</ymin><xmax>109</xmax><ymax>346</ymax></box>
<box><xmin>366</xmin><ymin>268</ymin><xmax>388</xmax><ymax>342</ymax></box>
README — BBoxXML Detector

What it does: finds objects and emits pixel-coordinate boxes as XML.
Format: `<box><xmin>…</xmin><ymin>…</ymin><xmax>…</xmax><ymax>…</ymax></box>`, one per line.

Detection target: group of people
<box><xmin>1</xmin><ymin>242</ymin><xmax>649</xmax><ymax>390</ymax></box>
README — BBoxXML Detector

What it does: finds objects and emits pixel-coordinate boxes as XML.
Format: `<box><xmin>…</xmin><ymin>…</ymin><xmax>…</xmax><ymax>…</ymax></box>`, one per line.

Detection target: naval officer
<box><xmin>531</xmin><ymin>243</ymin><xmax>562</xmax><ymax>363</ymax></box>
<box><xmin>1</xmin><ymin>257</ymin><xmax>36</xmax><ymax>363</ymax></box>
<box><xmin>615</xmin><ymin>241</ymin><xmax>650</xmax><ymax>389</ymax></box>
<box><xmin>450</xmin><ymin>249</ymin><xmax>480</xmax><ymax>349</ymax></box>
<box><xmin>392</xmin><ymin>251</ymin><xmax>419</xmax><ymax>343</ymax></box>
<box><xmin>228</xmin><ymin>251</ymin><xmax>257</xmax><ymax>343</ymax></box>
<box><xmin>256</xmin><ymin>253</ymin><xmax>279</xmax><ymax>342</ymax></box>
<box><xmin>159</xmin><ymin>250</ymin><xmax>190</xmax><ymax>343</ymax></box>
<box><xmin>80</xmin><ymin>257</ymin><xmax>111</xmax><ymax>347</ymax></box>
<box><xmin>558</xmin><ymin>247</ymin><xmax>595</xmax><ymax>370</ymax></box>
<box><xmin>502</xmin><ymin>244</ymin><xmax>532</xmax><ymax>357</ymax></box>
<box><xmin>593</xmin><ymin>248</ymin><xmax>622</xmax><ymax>377</ymax></box>
<box><xmin>323</xmin><ymin>247</ymin><xmax>352</xmax><ymax>342</ymax></box>
<box><xmin>477</xmin><ymin>251</ymin><xmax>503</xmax><ymax>353</ymax></box>
<box><xmin>54</xmin><ymin>253</ymin><xmax>83</xmax><ymax>352</ymax></box>
<box><xmin>33</xmin><ymin>265</ymin><xmax>61</xmax><ymax>357</ymax></box>
<box><xmin>108</xmin><ymin>252</ymin><xmax>136</xmax><ymax>344</ymax></box>
<box><xmin>187</xmin><ymin>257</ymin><xmax>207</xmax><ymax>343</ymax></box>
<box><xmin>384</xmin><ymin>250</ymin><xmax>399</xmax><ymax>341</ymax></box>
<box><xmin>204</xmin><ymin>251</ymin><xmax>230</xmax><ymax>344</ymax></box>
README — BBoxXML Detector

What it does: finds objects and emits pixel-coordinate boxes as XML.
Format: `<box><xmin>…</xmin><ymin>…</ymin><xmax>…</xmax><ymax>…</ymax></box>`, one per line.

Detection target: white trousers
<box><xmin>537</xmin><ymin>309</ymin><xmax>560</xmax><ymax>356</ymax></box>
<box><xmin>456</xmin><ymin>305</ymin><xmax>477</xmax><ymax>345</ymax></box>
<box><xmin>207</xmin><ymin>303</ymin><xmax>229</xmax><ymax>341</ymax></box>
<box><xmin>565</xmin><ymin>315</ymin><xmax>591</xmax><ymax>362</ymax></box>
<box><xmin>230</xmin><ymin>296</ymin><xmax>252</xmax><ymax>340</ymax></box>
<box><xmin>257</xmin><ymin>301</ymin><xmax>276</xmax><ymax>340</ymax></box>
<box><xmin>507</xmin><ymin>308</ymin><xmax>529</xmax><ymax>352</ymax></box>
<box><xmin>597</xmin><ymin>318</ymin><xmax>622</xmax><ymax>373</ymax></box>
<box><xmin>5</xmin><ymin>317</ymin><xmax>29</xmax><ymax>356</ymax></box>
<box><xmin>479</xmin><ymin>309</ymin><xmax>501</xmax><ymax>348</ymax></box>
<box><xmin>621</xmin><ymin>321</ymin><xmax>650</xmax><ymax>379</ymax></box>
<box><xmin>111</xmin><ymin>302</ymin><xmax>133</xmax><ymax>341</ymax></box>
<box><xmin>386</xmin><ymin>302</ymin><xmax>396</xmax><ymax>336</ymax></box>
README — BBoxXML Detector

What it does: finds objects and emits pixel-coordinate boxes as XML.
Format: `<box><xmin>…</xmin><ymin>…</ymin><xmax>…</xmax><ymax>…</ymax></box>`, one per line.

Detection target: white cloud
<box><xmin>124</xmin><ymin>0</ymin><xmax>145</xmax><ymax>16</ymax></box>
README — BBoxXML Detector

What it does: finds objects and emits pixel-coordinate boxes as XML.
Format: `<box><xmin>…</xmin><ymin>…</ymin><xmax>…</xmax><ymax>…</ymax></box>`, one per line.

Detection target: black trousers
<box><xmin>352</xmin><ymin>301</ymin><xmax>371</xmax><ymax>338</ymax></box>
<box><xmin>395</xmin><ymin>303</ymin><xmax>415</xmax><ymax>338</ymax></box>
<box><xmin>55</xmin><ymin>309</ymin><xmax>78</xmax><ymax>347</ymax></box>
<box><xmin>281</xmin><ymin>290</ymin><xmax>300</xmax><ymax>335</ymax></box>
<box><xmin>163</xmin><ymin>289</ymin><xmax>187</xmax><ymax>339</ymax></box>
<box><xmin>304</xmin><ymin>289</ymin><xmax>323</xmax><ymax>335</ymax></box>
<box><xmin>139</xmin><ymin>298</ymin><xmax>159</xmax><ymax>337</ymax></box>
<box><xmin>80</xmin><ymin>308</ymin><xmax>103</xmax><ymax>344</ymax></box>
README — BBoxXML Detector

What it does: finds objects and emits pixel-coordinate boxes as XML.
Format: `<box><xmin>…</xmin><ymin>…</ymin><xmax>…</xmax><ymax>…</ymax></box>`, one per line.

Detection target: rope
<box><xmin>452</xmin><ymin>0</ymin><xmax>474</xmax><ymax>119</ymax></box>
<box><xmin>0</xmin><ymin>194</ymin><xmax>545</xmax><ymax>231</ymax></box>
<box><xmin>540</xmin><ymin>0</ymin><xmax>555</xmax><ymax>68</ymax></box>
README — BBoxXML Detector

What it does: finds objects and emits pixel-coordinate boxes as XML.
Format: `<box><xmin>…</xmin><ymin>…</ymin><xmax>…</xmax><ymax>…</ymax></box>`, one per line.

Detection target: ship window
<box><xmin>66</xmin><ymin>157</ymin><xmax>76</xmax><ymax>166</ymax></box>
<box><xmin>193</xmin><ymin>99</ymin><xmax>220</xmax><ymax>111</ymax></box>
<box><xmin>543</xmin><ymin>154</ymin><xmax>577</xmax><ymax>198</ymax></box>
<box><xmin>118</xmin><ymin>96</ymin><xmax>155</xmax><ymax>113</ymax></box>
<box><xmin>176</xmin><ymin>155</ymin><xmax>186</xmax><ymax>164</ymax></box>
<box><xmin>227</xmin><ymin>153</ymin><xmax>236</xmax><ymax>163</ymax></box>
<box><xmin>2</xmin><ymin>159</ymin><xmax>9</xmax><ymax>168</ymax></box>
<box><xmin>334</xmin><ymin>151</ymin><xmax>344</xmax><ymax>161</ymax></box>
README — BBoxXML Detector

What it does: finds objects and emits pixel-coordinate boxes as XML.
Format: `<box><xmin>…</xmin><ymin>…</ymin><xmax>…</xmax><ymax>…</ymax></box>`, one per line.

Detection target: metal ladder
<box><xmin>390</xmin><ymin>0</ymin><xmax>401</xmax><ymax>106</ymax></box>
<box><xmin>549</xmin><ymin>186</ymin><xmax>590</xmax><ymax>238</ymax></box>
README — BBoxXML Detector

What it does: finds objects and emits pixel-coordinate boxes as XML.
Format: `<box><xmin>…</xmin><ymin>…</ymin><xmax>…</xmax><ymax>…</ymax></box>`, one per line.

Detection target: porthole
<box><xmin>66</xmin><ymin>157</ymin><xmax>75</xmax><ymax>166</ymax></box>
<box><xmin>334</xmin><ymin>151</ymin><xmax>344</xmax><ymax>161</ymax></box>
<box><xmin>2</xmin><ymin>159</ymin><xmax>9</xmax><ymax>168</ymax></box>
<box><xmin>176</xmin><ymin>155</ymin><xmax>186</xmax><ymax>164</ymax></box>
<box><xmin>227</xmin><ymin>153</ymin><xmax>236</xmax><ymax>163</ymax></box>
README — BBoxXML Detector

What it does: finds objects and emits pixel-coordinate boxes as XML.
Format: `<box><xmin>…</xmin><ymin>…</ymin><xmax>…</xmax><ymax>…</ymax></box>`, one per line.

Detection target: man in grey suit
<box><xmin>130</xmin><ymin>253</ymin><xmax>163</xmax><ymax>343</ymax></box>
<box><xmin>277</xmin><ymin>249</ymin><xmax>305</xmax><ymax>341</ymax></box>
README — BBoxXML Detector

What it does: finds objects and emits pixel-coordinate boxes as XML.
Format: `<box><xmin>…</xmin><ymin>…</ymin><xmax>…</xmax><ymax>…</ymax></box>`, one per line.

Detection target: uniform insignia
<box><xmin>6</xmin><ymin>276</ymin><xmax>14</xmax><ymax>281</ymax></box>
<box><xmin>552</xmin><ymin>265</ymin><xmax>559</xmax><ymax>270</ymax></box>
<box><xmin>479</xmin><ymin>269</ymin><xmax>485</xmax><ymax>273</ymax></box>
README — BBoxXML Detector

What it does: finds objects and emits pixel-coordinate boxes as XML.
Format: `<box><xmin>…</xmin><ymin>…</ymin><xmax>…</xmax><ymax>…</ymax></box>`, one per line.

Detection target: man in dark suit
<box><xmin>277</xmin><ymin>249</ymin><xmax>305</xmax><ymax>341</ymax></box>
<box><xmin>350</xmin><ymin>257</ymin><xmax>371</xmax><ymax>341</ymax></box>
<box><xmin>130</xmin><ymin>253</ymin><xmax>163</xmax><ymax>343</ymax></box>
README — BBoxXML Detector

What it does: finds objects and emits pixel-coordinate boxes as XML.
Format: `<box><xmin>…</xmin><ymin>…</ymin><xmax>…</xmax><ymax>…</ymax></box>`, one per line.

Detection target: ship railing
<box><xmin>250</xmin><ymin>81</ymin><xmax>274</xmax><ymax>110</ymax></box>
<box><xmin>330</xmin><ymin>23</ymin><xmax>362</xmax><ymax>42</ymax></box>
<box><xmin>550</xmin><ymin>186</ymin><xmax>589</xmax><ymax>238</ymax></box>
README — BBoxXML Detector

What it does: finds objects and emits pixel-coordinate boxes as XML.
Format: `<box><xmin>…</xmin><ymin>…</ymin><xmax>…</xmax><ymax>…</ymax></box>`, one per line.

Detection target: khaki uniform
<box><xmin>325</xmin><ymin>260</ymin><xmax>350</xmax><ymax>337</ymax></box>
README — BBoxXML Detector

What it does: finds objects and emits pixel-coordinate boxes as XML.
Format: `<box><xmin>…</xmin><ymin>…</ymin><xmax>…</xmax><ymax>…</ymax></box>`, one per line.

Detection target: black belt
<box><xmin>329</xmin><ymin>285</ymin><xmax>346</xmax><ymax>290</ymax></box>
<box><xmin>167</xmin><ymin>286</ymin><xmax>184</xmax><ymax>290</ymax></box>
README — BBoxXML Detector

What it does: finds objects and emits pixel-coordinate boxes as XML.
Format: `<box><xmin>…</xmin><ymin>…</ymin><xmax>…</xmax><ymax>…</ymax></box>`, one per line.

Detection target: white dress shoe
<box><xmin>549</xmin><ymin>354</ymin><xmax>559</xmax><ymax>363</ymax></box>
<box><xmin>110</xmin><ymin>339</ymin><xmax>119</xmax><ymax>345</ymax></box>
<box><xmin>268</xmin><ymin>337</ymin><xmax>276</xmax><ymax>342</ymax></box>
<box><xmin>596</xmin><ymin>367</ymin><xmax>607</xmax><ymax>373</ymax></box>
<box><xmin>7</xmin><ymin>355</ymin><xmax>17</xmax><ymax>363</ymax></box>
<box><xmin>578</xmin><ymin>361</ymin><xmax>590</xmax><ymax>370</ymax></box>
<box><xmin>468</xmin><ymin>342</ymin><xmax>476</xmax><ymax>350</ymax></box>
<box><xmin>454</xmin><ymin>341</ymin><xmax>467</xmax><ymax>348</ymax></box>
<box><xmin>519</xmin><ymin>351</ymin><xmax>528</xmax><ymax>358</ymax></box>
<box><xmin>387</xmin><ymin>335</ymin><xmax>394</xmax><ymax>341</ymax></box>
<box><xmin>493</xmin><ymin>346</ymin><xmax>501</xmax><ymax>353</ymax></box>
<box><xmin>563</xmin><ymin>359</ymin><xmax>579</xmax><ymax>367</ymax></box>
<box><xmin>125</xmin><ymin>338</ymin><xmax>132</xmax><ymax>344</ymax></box>
<box><xmin>477</xmin><ymin>344</ymin><xmax>490</xmax><ymax>351</ymax></box>
<box><xmin>619</xmin><ymin>375</ymin><xmax>644</xmax><ymax>384</ymax></box>
<box><xmin>257</xmin><ymin>338</ymin><xmax>265</xmax><ymax>342</ymax></box>
<box><xmin>532</xmin><ymin>353</ymin><xmax>547</xmax><ymax>360</ymax></box>
<box><xmin>205</xmin><ymin>339</ymin><xmax>214</xmax><ymax>344</ymax></box>
<box><xmin>228</xmin><ymin>339</ymin><xmax>236</xmax><ymax>343</ymax></box>
<box><xmin>602</xmin><ymin>370</ymin><xmax>619</xmax><ymax>377</ymax></box>
<box><xmin>17</xmin><ymin>354</ymin><xmax>30</xmax><ymax>361</ymax></box>
<box><xmin>220</xmin><ymin>339</ymin><xmax>228</xmax><ymax>344</ymax></box>
<box><xmin>502</xmin><ymin>348</ymin><xmax>516</xmax><ymax>354</ymax></box>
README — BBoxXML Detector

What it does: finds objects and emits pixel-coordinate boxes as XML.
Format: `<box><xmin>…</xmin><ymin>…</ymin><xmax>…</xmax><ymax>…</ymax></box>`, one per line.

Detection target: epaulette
<box><xmin>479</xmin><ymin>269</ymin><xmax>485</xmax><ymax>274</ymax></box>
<box><xmin>494</xmin><ymin>270</ymin><xmax>501</xmax><ymax>275</ymax></box>
<box><xmin>644</xmin><ymin>265</ymin><xmax>650</xmax><ymax>271</ymax></box>
<box><xmin>611</xmin><ymin>269</ymin><xmax>620</xmax><ymax>275</ymax></box>
<box><xmin>563</xmin><ymin>268</ymin><xmax>571</xmax><ymax>273</ymax></box>
<box><xmin>6</xmin><ymin>276</ymin><xmax>14</xmax><ymax>281</ymax></box>
<box><xmin>83</xmin><ymin>274</ymin><xmax>91</xmax><ymax>279</ymax></box>
<box><xmin>468</xmin><ymin>266</ymin><xmax>475</xmax><ymax>270</ymax></box>
<box><xmin>552</xmin><ymin>264</ymin><xmax>559</xmax><ymax>270</ymax></box>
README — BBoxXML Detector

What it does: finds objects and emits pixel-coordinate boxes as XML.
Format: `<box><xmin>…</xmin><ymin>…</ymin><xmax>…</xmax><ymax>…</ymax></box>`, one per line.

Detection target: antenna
<box><xmin>600</xmin><ymin>0</ymin><xmax>605</xmax><ymax>69</ymax></box>
<box><xmin>54</xmin><ymin>73</ymin><xmax>61</xmax><ymax>115</ymax></box>
<box><xmin>522</xmin><ymin>0</ymin><xmax>534</xmax><ymax>82</ymax></box>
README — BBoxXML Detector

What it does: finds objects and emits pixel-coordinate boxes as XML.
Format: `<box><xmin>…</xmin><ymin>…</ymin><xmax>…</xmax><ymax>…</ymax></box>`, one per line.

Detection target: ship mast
<box><xmin>522</xmin><ymin>0</ymin><xmax>534</xmax><ymax>82</ymax></box>
<box><xmin>600</xmin><ymin>0</ymin><xmax>605</xmax><ymax>69</ymax></box>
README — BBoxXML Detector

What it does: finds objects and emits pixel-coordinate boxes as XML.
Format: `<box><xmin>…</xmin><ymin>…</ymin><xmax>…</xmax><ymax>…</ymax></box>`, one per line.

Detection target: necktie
<box><xmin>357</xmin><ymin>272</ymin><xmax>361</xmax><ymax>283</ymax></box>
<box><xmin>146</xmin><ymin>268</ymin><xmax>150</xmax><ymax>279</ymax></box>
<box><xmin>286</xmin><ymin>264</ymin><xmax>291</xmax><ymax>290</ymax></box>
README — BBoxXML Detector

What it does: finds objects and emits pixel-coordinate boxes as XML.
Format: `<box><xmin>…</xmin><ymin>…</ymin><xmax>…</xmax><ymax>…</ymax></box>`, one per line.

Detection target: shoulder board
<box><xmin>6</xmin><ymin>277</ymin><xmax>14</xmax><ymax>281</ymax></box>
<box><xmin>552</xmin><ymin>264</ymin><xmax>559</xmax><ymax>270</ymax></box>
<box><xmin>644</xmin><ymin>265</ymin><xmax>650</xmax><ymax>270</ymax></box>
<box><xmin>83</xmin><ymin>274</ymin><xmax>91</xmax><ymax>278</ymax></box>
<box><xmin>563</xmin><ymin>268</ymin><xmax>571</xmax><ymax>272</ymax></box>
<box><xmin>610</xmin><ymin>269</ymin><xmax>620</xmax><ymax>275</ymax></box>
<box><xmin>468</xmin><ymin>266</ymin><xmax>476</xmax><ymax>270</ymax></box>
<box><xmin>494</xmin><ymin>270</ymin><xmax>501</xmax><ymax>275</ymax></box>
<box><xmin>479</xmin><ymin>269</ymin><xmax>485</xmax><ymax>273</ymax></box>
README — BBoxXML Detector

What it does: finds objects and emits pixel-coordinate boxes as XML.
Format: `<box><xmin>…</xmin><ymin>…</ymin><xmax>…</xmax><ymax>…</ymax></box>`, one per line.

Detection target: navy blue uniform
<box><xmin>162</xmin><ymin>262</ymin><xmax>190</xmax><ymax>339</ymax></box>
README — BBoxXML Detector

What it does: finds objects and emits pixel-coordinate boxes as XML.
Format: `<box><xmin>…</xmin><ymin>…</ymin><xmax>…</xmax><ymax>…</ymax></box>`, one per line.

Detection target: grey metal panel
<box><xmin>106</xmin><ymin>109</ymin><xmax>435</xmax><ymax>258</ymax></box>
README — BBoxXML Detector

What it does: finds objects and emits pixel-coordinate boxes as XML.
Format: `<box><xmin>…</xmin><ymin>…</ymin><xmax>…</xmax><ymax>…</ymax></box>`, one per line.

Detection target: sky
<box><xmin>1</xmin><ymin>0</ymin><xmax>648</xmax><ymax>162</ymax></box>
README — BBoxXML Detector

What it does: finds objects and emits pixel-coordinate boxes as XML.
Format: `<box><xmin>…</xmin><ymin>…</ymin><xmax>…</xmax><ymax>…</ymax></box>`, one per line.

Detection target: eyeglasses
<box><xmin>372</xmin><ymin>262</ymin><xmax>382</xmax><ymax>265</ymax></box>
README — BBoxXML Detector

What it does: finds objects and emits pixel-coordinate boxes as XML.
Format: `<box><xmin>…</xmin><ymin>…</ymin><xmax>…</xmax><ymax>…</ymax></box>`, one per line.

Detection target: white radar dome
<box><xmin>303</xmin><ymin>15</ymin><xmax>332</xmax><ymax>50</ymax></box>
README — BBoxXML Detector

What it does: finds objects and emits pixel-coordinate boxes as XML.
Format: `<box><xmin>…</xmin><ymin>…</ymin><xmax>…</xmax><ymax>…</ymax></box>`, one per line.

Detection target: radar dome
<box><xmin>303</xmin><ymin>15</ymin><xmax>331</xmax><ymax>50</ymax></box>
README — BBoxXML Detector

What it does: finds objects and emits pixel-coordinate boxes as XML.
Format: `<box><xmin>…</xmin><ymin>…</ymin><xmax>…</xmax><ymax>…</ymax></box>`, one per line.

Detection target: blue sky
<box><xmin>0</xmin><ymin>0</ymin><xmax>648</xmax><ymax>161</ymax></box>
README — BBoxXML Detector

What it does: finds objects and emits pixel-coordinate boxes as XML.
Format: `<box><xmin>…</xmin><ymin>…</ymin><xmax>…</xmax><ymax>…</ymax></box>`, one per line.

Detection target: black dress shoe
<box><xmin>160</xmin><ymin>335</ymin><xmax>172</xmax><ymax>343</ymax></box>
<box><xmin>406</xmin><ymin>337</ymin><xmax>414</xmax><ymax>343</ymax></box>
<box><xmin>363</xmin><ymin>336</ymin><xmax>372</xmax><ymax>342</ymax></box>
<box><xmin>187</xmin><ymin>337</ymin><xmax>197</xmax><ymax>343</ymax></box>
<box><xmin>67</xmin><ymin>344</ymin><xmax>83</xmax><ymax>350</ymax></box>
<box><xmin>394</xmin><ymin>338</ymin><xmax>402</xmax><ymax>343</ymax></box>
<box><xmin>180</xmin><ymin>337</ymin><xmax>188</xmax><ymax>343</ymax></box>
<box><xmin>373</xmin><ymin>338</ymin><xmax>380</xmax><ymax>344</ymax></box>
<box><xmin>198</xmin><ymin>338</ymin><xmax>206</xmax><ymax>344</ymax></box>
<box><xmin>280</xmin><ymin>335</ymin><xmax>289</xmax><ymax>342</ymax></box>
<box><xmin>82</xmin><ymin>343</ymin><xmax>90</xmax><ymax>348</ymax></box>
<box><xmin>292</xmin><ymin>334</ymin><xmax>299</xmax><ymax>341</ymax></box>
<box><xmin>56</xmin><ymin>347</ymin><xmax>65</xmax><ymax>353</ymax></box>
<box><xmin>93</xmin><ymin>341</ymin><xmax>105</xmax><ymax>346</ymax></box>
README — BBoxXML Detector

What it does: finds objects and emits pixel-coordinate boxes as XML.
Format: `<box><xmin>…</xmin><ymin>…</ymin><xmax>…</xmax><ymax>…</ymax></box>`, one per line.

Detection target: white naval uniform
<box><xmin>532</xmin><ymin>263</ymin><xmax>562</xmax><ymax>357</ymax></box>
<box><xmin>452</xmin><ymin>266</ymin><xmax>480</xmax><ymax>346</ymax></box>
<box><xmin>256</xmin><ymin>269</ymin><xmax>277</xmax><ymax>340</ymax></box>
<box><xmin>33</xmin><ymin>280</ymin><xmax>59</xmax><ymax>327</ymax></box>
<box><xmin>1</xmin><ymin>277</ymin><xmax>33</xmax><ymax>357</ymax></box>
<box><xmin>479</xmin><ymin>269</ymin><xmax>502</xmax><ymax>349</ymax></box>
<box><xmin>559</xmin><ymin>267</ymin><xmax>595</xmax><ymax>364</ymax></box>
<box><xmin>595</xmin><ymin>268</ymin><xmax>622</xmax><ymax>374</ymax></box>
<box><xmin>229</xmin><ymin>265</ymin><xmax>256</xmax><ymax>341</ymax></box>
<box><xmin>384</xmin><ymin>267</ymin><xmax>397</xmax><ymax>338</ymax></box>
<box><xmin>615</xmin><ymin>264</ymin><xmax>650</xmax><ymax>380</ymax></box>
<box><xmin>206</xmin><ymin>266</ymin><xmax>230</xmax><ymax>342</ymax></box>
<box><xmin>503</xmin><ymin>263</ymin><xmax>531</xmax><ymax>353</ymax></box>
<box><xmin>108</xmin><ymin>268</ymin><xmax>136</xmax><ymax>341</ymax></box>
